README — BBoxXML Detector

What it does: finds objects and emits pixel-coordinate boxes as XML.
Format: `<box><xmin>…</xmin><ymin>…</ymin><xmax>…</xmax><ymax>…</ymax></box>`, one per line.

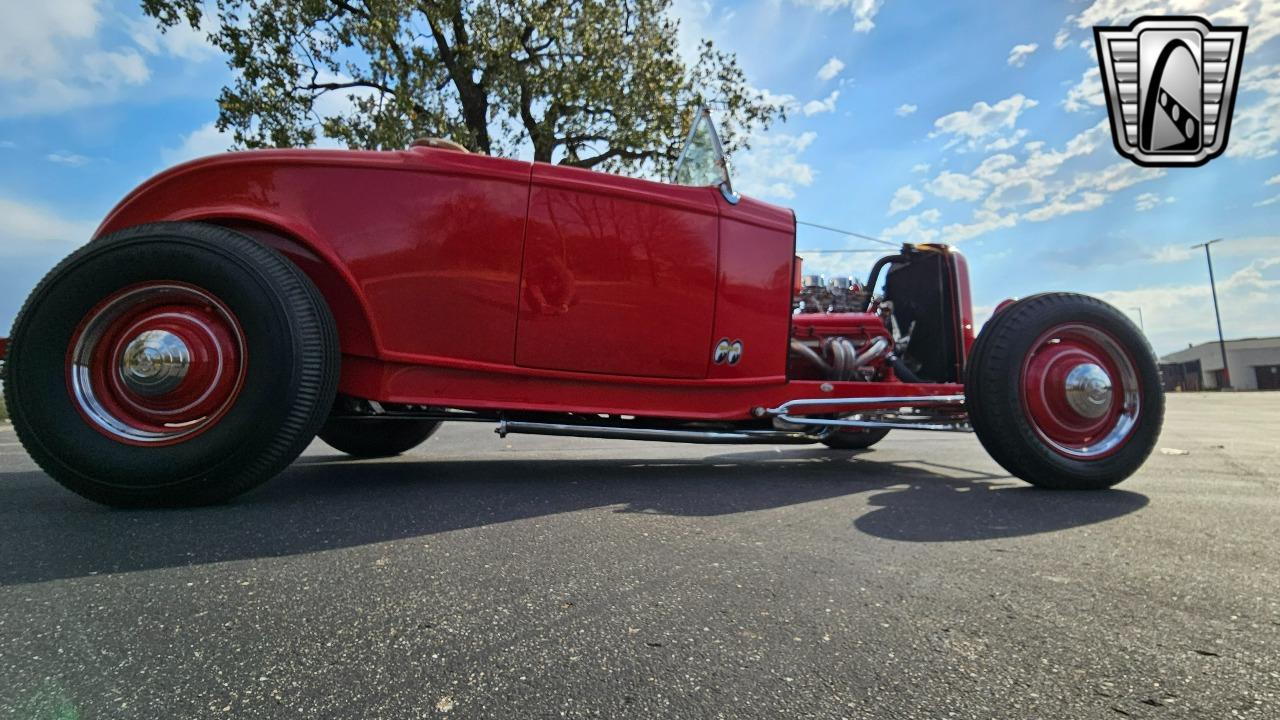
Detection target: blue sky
<box><xmin>0</xmin><ymin>0</ymin><xmax>1276</xmax><ymax>356</ymax></box>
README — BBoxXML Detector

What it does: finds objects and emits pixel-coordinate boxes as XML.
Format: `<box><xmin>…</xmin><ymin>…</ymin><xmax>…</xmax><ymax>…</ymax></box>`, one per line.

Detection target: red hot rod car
<box><xmin>0</xmin><ymin>111</ymin><xmax>1163</xmax><ymax>507</ymax></box>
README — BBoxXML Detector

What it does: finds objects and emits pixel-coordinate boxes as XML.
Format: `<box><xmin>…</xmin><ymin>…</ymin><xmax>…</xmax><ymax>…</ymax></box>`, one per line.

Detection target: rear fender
<box><xmin>96</xmin><ymin>210</ymin><xmax>379</xmax><ymax>359</ymax></box>
<box><xmin>208</xmin><ymin>220</ymin><xmax>379</xmax><ymax>358</ymax></box>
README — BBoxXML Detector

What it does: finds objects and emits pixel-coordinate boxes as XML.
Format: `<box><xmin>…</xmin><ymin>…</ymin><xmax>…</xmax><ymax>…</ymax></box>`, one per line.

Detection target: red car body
<box><xmin>2</xmin><ymin>132</ymin><xmax>1161</xmax><ymax>508</ymax></box>
<box><xmin>94</xmin><ymin>146</ymin><xmax>969</xmax><ymax>420</ymax></box>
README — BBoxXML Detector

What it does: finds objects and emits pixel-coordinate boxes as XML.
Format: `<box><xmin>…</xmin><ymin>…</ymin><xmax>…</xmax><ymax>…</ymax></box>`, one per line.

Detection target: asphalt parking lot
<box><xmin>0</xmin><ymin>393</ymin><xmax>1276</xmax><ymax>719</ymax></box>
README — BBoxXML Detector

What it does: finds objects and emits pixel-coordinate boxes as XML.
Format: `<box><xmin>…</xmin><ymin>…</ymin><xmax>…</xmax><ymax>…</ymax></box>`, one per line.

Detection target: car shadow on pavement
<box><xmin>0</xmin><ymin>448</ymin><xmax>1147</xmax><ymax>586</ymax></box>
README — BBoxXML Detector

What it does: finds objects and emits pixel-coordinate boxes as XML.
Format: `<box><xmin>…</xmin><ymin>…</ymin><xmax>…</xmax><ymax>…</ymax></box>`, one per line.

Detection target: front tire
<box><xmin>2</xmin><ymin>222</ymin><xmax>339</xmax><ymax>507</ymax></box>
<box><xmin>319</xmin><ymin>418</ymin><xmax>441</xmax><ymax>458</ymax></box>
<box><xmin>966</xmin><ymin>293</ymin><xmax>1163</xmax><ymax>490</ymax></box>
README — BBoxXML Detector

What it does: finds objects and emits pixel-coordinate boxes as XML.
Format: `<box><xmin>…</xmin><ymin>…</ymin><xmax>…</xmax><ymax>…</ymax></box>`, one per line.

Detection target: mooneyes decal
<box><xmin>712</xmin><ymin>338</ymin><xmax>744</xmax><ymax>365</ymax></box>
<box><xmin>713</xmin><ymin>339</ymin><xmax>731</xmax><ymax>364</ymax></box>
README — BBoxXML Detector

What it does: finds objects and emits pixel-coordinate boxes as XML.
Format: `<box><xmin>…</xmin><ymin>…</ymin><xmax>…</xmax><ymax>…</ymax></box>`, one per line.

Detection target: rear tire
<box><xmin>2</xmin><ymin>222</ymin><xmax>339</xmax><ymax>507</ymax></box>
<box><xmin>821</xmin><ymin>428</ymin><xmax>890</xmax><ymax>450</ymax></box>
<box><xmin>319</xmin><ymin>418</ymin><xmax>441</xmax><ymax>458</ymax></box>
<box><xmin>966</xmin><ymin>293</ymin><xmax>1162</xmax><ymax>490</ymax></box>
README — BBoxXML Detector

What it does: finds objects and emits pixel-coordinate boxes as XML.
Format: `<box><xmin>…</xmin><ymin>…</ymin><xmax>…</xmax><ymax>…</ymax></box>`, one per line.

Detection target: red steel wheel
<box><xmin>67</xmin><ymin>283</ymin><xmax>248</xmax><ymax>446</ymax></box>
<box><xmin>1019</xmin><ymin>323</ymin><xmax>1141</xmax><ymax>460</ymax></box>
<box><xmin>966</xmin><ymin>293</ymin><xmax>1163</xmax><ymax>490</ymax></box>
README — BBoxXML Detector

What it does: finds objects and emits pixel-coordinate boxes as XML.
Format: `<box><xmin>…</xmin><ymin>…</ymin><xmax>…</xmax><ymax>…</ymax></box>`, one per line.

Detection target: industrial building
<box><xmin>1160</xmin><ymin>337</ymin><xmax>1280</xmax><ymax>391</ymax></box>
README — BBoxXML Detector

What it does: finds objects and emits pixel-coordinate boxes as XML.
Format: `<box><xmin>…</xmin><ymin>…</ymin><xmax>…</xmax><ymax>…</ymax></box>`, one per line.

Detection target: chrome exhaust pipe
<box><xmin>495</xmin><ymin>419</ymin><xmax>827</xmax><ymax>445</ymax></box>
<box><xmin>766</xmin><ymin>393</ymin><xmax>971</xmax><ymax>433</ymax></box>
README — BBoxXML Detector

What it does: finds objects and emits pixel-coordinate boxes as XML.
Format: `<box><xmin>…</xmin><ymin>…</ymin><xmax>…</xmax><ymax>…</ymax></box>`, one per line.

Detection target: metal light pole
<box><xmin>1190</xmin><ymin>239</ymin><xmax>1230</xmax><ymax>389</ymax></box>
<box><xmin>1129</xmin><ymin>307</ymin><xmax>1145</xmax><ymax>333</ymax></box>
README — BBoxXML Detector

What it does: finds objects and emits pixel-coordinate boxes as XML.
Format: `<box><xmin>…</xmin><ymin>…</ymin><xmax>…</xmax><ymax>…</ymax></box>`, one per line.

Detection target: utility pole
<box><xmin>1190</xmin><ymin>239</ymin><xmax>1230</xmax><ymax>389</ymax></box>
<box><xmin>1129</xmin><ymin>307</ymin><xmax>1145</xmax><ymax>333</ymax></box>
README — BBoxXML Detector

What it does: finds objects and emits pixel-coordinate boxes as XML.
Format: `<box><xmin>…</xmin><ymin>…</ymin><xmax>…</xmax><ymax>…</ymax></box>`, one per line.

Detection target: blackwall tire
<box><xmin>2</xmin><ymin>222</ymin><xmax>340</xmax><ymax>507</ymax></box>
<box><xmin>821</xmin><ymin>428</ymin><xmax>890</xmax><ymax>450</ymax></box>
<box><xmin>966</xmin><ymin>292</ymin><xmax>1163</xmax><ymax>490</ymax></box>
<box><xmin>319</xmin><ymin>419</ymin><xmax>441</xmax><ymax>458</ymax></box>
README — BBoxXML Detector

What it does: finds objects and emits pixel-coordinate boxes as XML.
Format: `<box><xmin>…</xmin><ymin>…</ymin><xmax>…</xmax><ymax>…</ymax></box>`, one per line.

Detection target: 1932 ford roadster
<box><xmin>0</xmin><ymin>110</ymin><xmax>1163</xmax><ymax>507</ymax></box>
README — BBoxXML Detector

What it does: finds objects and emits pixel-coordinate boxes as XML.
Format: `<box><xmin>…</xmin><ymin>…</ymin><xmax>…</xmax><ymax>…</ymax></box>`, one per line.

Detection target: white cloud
<box><xmin>733</xmin><ymin>131</ymin><xmax>818</xmax><ymax>200</ymax></box>
<box><xmin>756</xmin><ymin>88</ymin><xmax>800</xmax><ymax>115</ymax></box>
<box><xmin>851</xmin><ymin>0</ymin><xmax>884</xmax><ymax>31</ymax></box>
<box><xmin>1149</xmin><ymin>236</ymin><xmax>1278</xmax><ymax>264</ymax></box>
<box><xmin>985</xmin><ymin>160</ymin><xmax>1161</xmax><ymax>217</ymax></box>
<box><xmin>1063</xmin><ymin>161</ymin><xmax>1164</xmax><ymax>195</ymax></box>
<box><xmin>911</xmin><ymin>162</ymin><xmax>930</xmax><ymax>173</ymax></box>
<box><xmin>1097</xmin><ymin>255</ymin><xmax>1280</xmax><ymax>355</ymax></box>
<box><xmin>670</xmin><ymin>0</ymin><xmax>718</xmax><ymax>66</ymax></box>
<box><xmin>984</xmin><ymin>128</ymin><xmax>1028</xmax><ymax>151</ymax></box>
<box><xmin>123</xmin><ymin>9</ymin><xmax>218</xmax><ymax>62</ymax></box>
<box><xmin>909</xmin><ymin>119</ymin><xmax>1163</xmax><ymax>242</ymax></box>
<box><xmin>925</xmin><ymin>171</ymin><xmax>988</xmax><ymax>201</ymax></box>
<box><xmin>802</xmin><ymin>90</ymin><xmax>840</xmax><ymax>116</ymax></box>
<box><xmin>1134</xmin><ymin>192</ymin><xmax>1174</xmax><ymax>211</ymax></box>
<box><xmin>791</xmin><ymin>0</ymin><xmax>885</xmax><ymax>33</ymax></box>
<box><xmin>895</xmin><ymin>103</ymin><xmax>917</xmax><ymax>117</ymax></box>
<box><xmin>965</xmin><ymin>122</ymin><xmax>1111</xmax><ymax>203</ymax></box>
<box><xmin>84</xmin><ymin>49</ymin><xmax>150</xmax><ymax>86</ymax></box>
<box><xmin>1150</xmin><ymin>244</ymin><xmax>1194</xmax><ymax>263</ymax></box>
<box><xmin>1064</xmin><ymin>66</ymin><xmax>1105</xmax><ymax>112</ymax></box>
<box><xmin>816</xmin><ymin>57</ymin><xmax>845</xmax><ymax>81</ymax></box>
<box><xmin>0</xmin><ymin>0</ymin><xmax>100</xmax><ymax>82</ymax></box>
<box><xmin>970</xmin><ymin>152</ymin><xmax>1019</xmax><ymax>184</ymax></box>
<box><xmin>0</xmin><ymin>196</ymin><xmax>96</xmax><ymax>258</ymax></box>
<box><xmin>1228</xmin><ymin>63</ymin><xmax>1280</xmax><ymax>159</ymax></box>
<box><xmin>941</xmin><ymin>209</ymin><xmax>1017</xmax><ymax>242</ymax></box>
<box><xmin>984</xmin><ymin>178</ymin><xmax>1047</xmax><ymax>209</ymax></box>
<box><xmin>1053</xmin><ymin>28</ymin><xmax>1071</xmax><ymax>50</ymax></box>
<box><xmin>1023</xmin><ymin>191</ymin><xmax>1107</xmax><ymax>222</ymax></box>
<box><xmin>881</xmin><ymin>208</ymin><xmax>941</xmax><ymax>242</ymax></box>
<box><xmin>0</xmin><ymin>0</ymin><xmax>165</xmax><ymax>117</ymax></box>
<box><xmin>46</xmin><ymin>151</ymin><xmax>90</xmax><ymax>166</ymax></box>
<box><xmin>161</xmin><ymin>121</ymin><xmax>232</xmax><ymax>166</ymax></box>
<box><xmin>887</xmin><ymin>185</ymin><xmax>923</xmax><ymax>215</ymax></box>
<box><xmin>1254</xmin><ymin>172</ymin><xmax>1280</xmax><ymax>204</ymax></box>
<box><xmin>1007</xmin><ymin>43</ymin><xmax>1038</xmax><ymax>67</ymax></box>
<box><xmin>931</xmin><ymin>93</ymin><xmax>1038</xmax><ymax>151</ymax></box>
<box><xmin>1072</xmin><ymin>0</ymin><xmax>1280</xmax><ymax>50</ymax></box>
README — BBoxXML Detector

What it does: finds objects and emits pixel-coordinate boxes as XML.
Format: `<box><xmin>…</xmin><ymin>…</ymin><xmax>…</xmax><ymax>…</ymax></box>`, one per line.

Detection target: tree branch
<box><xmin>567</xmin><ymin>146</ymin><xmax>656</xmax><ymax>170</ymax></box>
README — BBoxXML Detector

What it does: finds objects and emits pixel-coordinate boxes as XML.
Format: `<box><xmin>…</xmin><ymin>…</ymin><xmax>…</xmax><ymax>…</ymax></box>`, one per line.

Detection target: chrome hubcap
<box><xmin>119</xmin><ymin>330</ymin><xmax>191</xmax><ymax>396</ymax></box>
<box><xmin>1064</xmin><ymin>363</ymin><xmax>1112</xmax><ymax>419</ymax></box>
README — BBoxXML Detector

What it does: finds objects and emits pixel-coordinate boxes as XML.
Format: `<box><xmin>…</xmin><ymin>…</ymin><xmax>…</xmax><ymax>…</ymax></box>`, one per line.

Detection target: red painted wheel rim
<box><xmin>1020</xmin><ymin>323</ymin><xmax>1141</xmax><ymax>459</ymax></box>
<box><xmin>66</xmin><ymin>283</ymin><xmax>247</xmax><ymax>446</ymax></box>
